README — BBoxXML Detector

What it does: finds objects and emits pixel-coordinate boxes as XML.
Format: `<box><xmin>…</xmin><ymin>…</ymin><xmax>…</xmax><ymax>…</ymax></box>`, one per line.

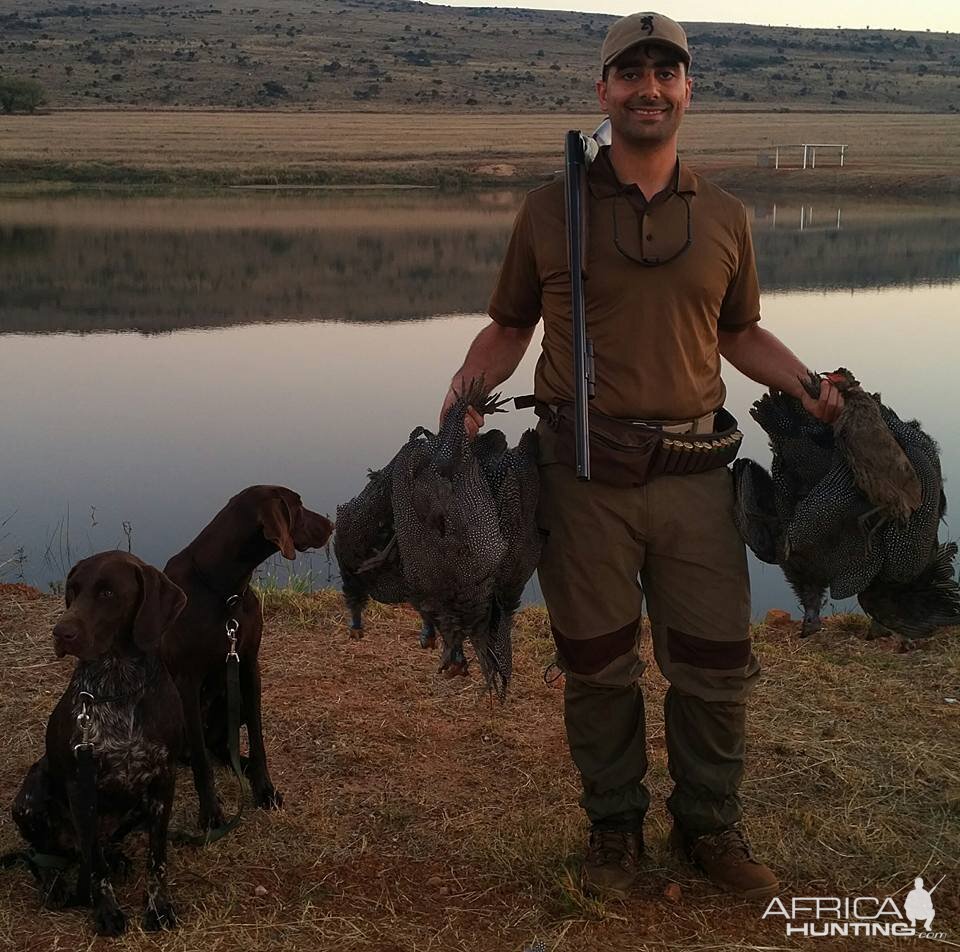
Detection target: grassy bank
<box><xmin>2</xmin><ymin>111</ymin><xmax>959</xmax><ymax>195</ymax></box>
<box><xmin>0</xmin><ymin>583</ymin><xmax>957</xmax><ymax>950</ymax></box>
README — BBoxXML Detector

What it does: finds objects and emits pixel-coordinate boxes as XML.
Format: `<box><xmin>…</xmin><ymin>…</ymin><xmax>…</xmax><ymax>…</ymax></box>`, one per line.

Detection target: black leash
<box><xmin>171</xmin><ymin>593</ymin><xmax>247</xmax><ymax>846</ymax></box>
<box><xmin>2</xmin><ymin>692</ymin><xmax>100</xmax><ymax>891</ymax></box>
<box><xmin>1</xmin><ymin>679</ymin><xmax>159</xmax><ymax>881</ymax></box>
<box><xmin>72</xmin><ymin>694</ymin><xmax>98</xmax><ymax>905</ymax></box>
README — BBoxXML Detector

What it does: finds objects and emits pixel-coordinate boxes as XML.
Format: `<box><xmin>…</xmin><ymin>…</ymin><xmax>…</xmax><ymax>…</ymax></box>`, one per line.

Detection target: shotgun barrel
<box><xmin>564</xmin><ymin>130</ymin><xmax>595</xmax><ymax>480</ymax></box>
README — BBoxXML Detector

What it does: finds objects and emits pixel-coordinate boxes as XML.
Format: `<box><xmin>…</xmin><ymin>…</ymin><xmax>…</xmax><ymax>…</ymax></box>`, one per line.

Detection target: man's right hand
<box><xmin>440</xmin><ymin>386</ymin><xmax>484</xmax><ymax>440</ymax></box>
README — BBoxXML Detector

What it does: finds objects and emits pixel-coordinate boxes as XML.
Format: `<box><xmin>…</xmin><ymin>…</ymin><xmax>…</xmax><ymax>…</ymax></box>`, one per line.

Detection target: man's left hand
<box><xmin>800</xmin><ymin>377</ymin><xmax>844</xmax><ymax>424</ymax></box>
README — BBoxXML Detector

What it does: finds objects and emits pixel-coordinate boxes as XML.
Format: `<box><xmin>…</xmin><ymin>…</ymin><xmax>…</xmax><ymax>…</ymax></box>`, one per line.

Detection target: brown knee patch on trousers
<box><xmin>553</xmin><ymin>617</ymin><xmax>641</xmax><ymax>676</ymax></box>
<box><xmin>668</xmin><ymin>627</ymin><xmax>752</xmax><ymax>669</ymax></box>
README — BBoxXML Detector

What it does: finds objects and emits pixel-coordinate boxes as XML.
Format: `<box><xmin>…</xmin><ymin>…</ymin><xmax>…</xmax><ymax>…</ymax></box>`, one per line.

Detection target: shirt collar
<box><xmin>587</xmin><ymin>146</ymin><xmax>698</xmax><ymax>201</ymax></box>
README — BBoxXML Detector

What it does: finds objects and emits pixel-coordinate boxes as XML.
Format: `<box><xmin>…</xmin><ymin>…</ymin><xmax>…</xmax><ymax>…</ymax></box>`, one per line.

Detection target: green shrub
<box><xmin>0</xmin><ymin>77</ymin><xmax>46</xmax><ymax>114</ymax></box>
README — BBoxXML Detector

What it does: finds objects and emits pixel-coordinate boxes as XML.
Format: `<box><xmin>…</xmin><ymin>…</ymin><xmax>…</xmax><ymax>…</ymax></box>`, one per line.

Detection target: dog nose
<box><xmin>52</xmin><ymin>622</ymin><xmax>80</xmax><ymax>657</ymax></box>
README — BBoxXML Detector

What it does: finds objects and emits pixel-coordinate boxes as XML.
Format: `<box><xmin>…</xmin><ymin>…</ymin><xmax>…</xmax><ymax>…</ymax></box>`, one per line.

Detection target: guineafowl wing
<box><xmin>393</xmin><ymin>422</ymin><xmax>506</xmax><ymax>681</ymax></box>
<box><xmin>859</xmin><ymin>542</ymin><xmax>960</xmax><ymax>638</ymax></box>
<box><xmin>335</xmin><ymin>456</ymin><xmax>411</xmax><ymax>609</ymax></box>
<box><xmin>481</xmin><ymin>430</ymin><xmax>542</xmax><ymax>698</ymax></box>
<box><xmin>783</xmin><ymin>463</ymin><xmax>883</xmax><ymax>599</ymax></box>
<box><xmin>732</xmin><ymin>458</ymin><xmax>781</xmax><ymax>564</ymax></box>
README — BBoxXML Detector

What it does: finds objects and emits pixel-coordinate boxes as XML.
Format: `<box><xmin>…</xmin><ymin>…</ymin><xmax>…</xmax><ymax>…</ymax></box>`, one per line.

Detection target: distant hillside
<box><xmin>1</xmin><ymin>0</ymin><xmax>958</xmax><ymax>112</ymax></box>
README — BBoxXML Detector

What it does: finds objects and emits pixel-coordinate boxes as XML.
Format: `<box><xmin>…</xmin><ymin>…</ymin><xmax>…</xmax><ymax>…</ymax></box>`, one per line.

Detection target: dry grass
<box><xmin>2</xmin><ymin>111</ymin><xmax>959</xmax><ymax>192</ymax></box>
<box><xmin>0</xmin><ymin>583</ymin><xmax>958</xmax><ymax>951</ymax></box>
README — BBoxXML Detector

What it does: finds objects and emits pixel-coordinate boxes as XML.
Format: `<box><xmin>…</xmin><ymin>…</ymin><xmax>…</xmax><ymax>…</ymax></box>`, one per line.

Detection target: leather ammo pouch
<box><xmin>536</xmin><ymin>402</ymin><xmax>743</xmax><ymax>488</ymax></box>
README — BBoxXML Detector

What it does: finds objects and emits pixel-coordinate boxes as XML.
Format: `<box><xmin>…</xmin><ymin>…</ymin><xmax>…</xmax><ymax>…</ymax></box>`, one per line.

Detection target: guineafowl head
<box><xmin>824</xmin><ymin>368</ymin><xmax>860</xmax><ymax>391</ymax></box>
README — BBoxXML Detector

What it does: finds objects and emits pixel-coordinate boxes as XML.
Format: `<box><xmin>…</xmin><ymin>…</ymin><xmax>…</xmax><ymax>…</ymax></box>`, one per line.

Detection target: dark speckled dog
<box><xmin>11</xmin><ymin>551</ymin><xmax>186</xmax><ymax>937</ymax></box>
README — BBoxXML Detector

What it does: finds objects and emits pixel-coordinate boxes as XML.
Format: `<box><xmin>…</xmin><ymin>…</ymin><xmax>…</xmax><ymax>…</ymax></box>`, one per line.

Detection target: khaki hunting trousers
<box><xmin>536</xmin><ymin>432</ymin><xmax>760</xmax><ymax>833</ymax></box>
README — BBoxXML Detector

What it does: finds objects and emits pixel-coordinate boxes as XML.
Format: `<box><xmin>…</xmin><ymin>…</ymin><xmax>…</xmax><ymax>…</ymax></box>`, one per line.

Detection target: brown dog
<box><xmin>12</xmin><ymin>552</ymin><xmax>186</xmax><ymax>937</ymax></box>
<box><xmin>161</xmin><ymin>485</ymin><xmax>333</xmax><ymax>831</ymax></box>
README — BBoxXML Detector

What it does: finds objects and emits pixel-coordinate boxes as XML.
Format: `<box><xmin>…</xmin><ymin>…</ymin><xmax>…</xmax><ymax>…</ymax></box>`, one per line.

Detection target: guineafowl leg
<box><xmin>341</xmin><ymin>576</ymin><xmax>369</xmax><ymax>639</ymax></box>
<box><xmin>799</xmin><ymin>588</ymin><xmax>826</xmax><ymax>636</ymax></box>
<box><xmin>346</xmin><ymin>601</ymin><xmax>366</xmax><ymax>641</ymax></box>
<box><xmin>418</xmin><ymin>613</ymin><xmax>437</xmax><ymax>649</ymax></box>
<box><xmin>442</xmin><ymin>643</ymin><xmax>468</xmax><ymax>678</ymax></box>
<box><xmin>438</xmin><ymin>632</ymin><xmax>469</xmax><ymax>679</ymax></box>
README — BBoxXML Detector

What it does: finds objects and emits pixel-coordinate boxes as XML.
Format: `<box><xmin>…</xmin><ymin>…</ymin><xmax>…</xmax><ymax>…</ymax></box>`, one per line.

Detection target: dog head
<box><xmin>241</xmin><ymin>485</ymin><xmax>334</xmax><ymax>561</ymax></box>
<box><xmin>54</xmin><ymin>552</ymin><xmax>186</xmax><ymax>660</ymax></box>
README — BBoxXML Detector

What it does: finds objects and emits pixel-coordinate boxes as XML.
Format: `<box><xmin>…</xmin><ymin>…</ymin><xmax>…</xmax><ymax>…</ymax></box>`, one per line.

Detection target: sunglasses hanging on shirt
<box><xmin>611</xmin><ymin>187</ymin><xmax>692</xmax><ymax>267</ymax></box>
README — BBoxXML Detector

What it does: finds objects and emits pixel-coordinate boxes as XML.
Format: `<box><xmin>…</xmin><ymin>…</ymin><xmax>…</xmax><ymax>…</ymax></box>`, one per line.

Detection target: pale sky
<box><xmin>421</xmin><ymin>0</ymin><xmax>958</xmax><ymax>34</ymax></box>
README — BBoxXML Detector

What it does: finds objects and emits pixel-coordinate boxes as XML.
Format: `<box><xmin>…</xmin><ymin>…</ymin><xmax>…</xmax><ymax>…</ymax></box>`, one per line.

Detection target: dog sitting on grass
<box><xmin>10</xmin><ymin>551</ymin><xmax>186</xmax><ymax>937</ymax></box>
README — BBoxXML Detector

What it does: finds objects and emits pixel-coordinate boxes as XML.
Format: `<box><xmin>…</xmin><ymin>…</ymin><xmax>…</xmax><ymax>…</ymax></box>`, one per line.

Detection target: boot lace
<box><xmin>588</xmin><ymin>829</ymin><xmax>635</xmax><ymax>866</ymax></box>
<box><xmin>697</xmin><ymin>825</ymin><xmax>755</xmax><ymax>862</ymax></box>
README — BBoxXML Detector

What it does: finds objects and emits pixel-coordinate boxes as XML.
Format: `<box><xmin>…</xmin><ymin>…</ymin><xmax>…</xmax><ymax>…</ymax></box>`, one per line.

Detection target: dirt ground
<box><xmin>0</xmin><ymin>583</ymin><xmax>957</xmax><ymax>951</ymax></box>
<box><xmin>2</xmin><ymin>111</ymin><xmax>958</xmax><ymax>193</ymax></box>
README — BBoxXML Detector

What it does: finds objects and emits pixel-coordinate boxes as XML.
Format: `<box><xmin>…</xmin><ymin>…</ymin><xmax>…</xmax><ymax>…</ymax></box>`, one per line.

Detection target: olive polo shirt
<box><xmin>489</xmin><ymin>146</ymin><xmax>761</xmax><ymax>421</ymax></box>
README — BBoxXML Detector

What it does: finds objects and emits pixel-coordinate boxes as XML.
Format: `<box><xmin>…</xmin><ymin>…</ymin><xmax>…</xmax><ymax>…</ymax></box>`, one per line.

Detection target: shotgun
<box><xmin>564</xmin><ymin>130</ymin><xmax>596</xmax><ymax>480</ymax></box>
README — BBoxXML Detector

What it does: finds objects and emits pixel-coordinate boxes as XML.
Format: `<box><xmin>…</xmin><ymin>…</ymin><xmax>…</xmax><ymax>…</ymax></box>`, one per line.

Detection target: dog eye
<box><xmin>98</xmin><ymin>588</ymin><xmax>115</xmax><ymax>599</ymax></box>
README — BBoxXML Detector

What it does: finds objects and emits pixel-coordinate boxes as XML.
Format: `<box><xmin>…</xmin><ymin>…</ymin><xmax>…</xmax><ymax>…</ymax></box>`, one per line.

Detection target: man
<box><xmin>439</xmin><ymin>12</ymin><xmax>842</xmax><ymax>899</ymax></box>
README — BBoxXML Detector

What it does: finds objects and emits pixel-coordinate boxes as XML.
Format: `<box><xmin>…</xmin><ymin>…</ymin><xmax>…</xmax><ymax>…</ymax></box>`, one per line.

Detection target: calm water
<box><xmin>2</xmin><ymin>191</ymin><xmax>959</xmax><ymax>621</ymax></box>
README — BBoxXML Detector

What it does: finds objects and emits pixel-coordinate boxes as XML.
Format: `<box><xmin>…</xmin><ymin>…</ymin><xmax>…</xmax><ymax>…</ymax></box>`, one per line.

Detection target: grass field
<box><xmin>0</xmin><ymin>584</ymin><xmax>957</xmax><ymax>950</ymax></box>
<box><xmin>2</xmin><ymin>110</ymin><xmax>959</xmax><ymax>193</ymax></box>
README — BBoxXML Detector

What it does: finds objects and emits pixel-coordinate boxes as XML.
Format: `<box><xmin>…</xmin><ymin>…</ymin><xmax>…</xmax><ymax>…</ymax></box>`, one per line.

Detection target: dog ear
<box><xmin>132</xmin><ymin>564</ymin><xmax>187</xmax><ymax>653</ymax></box>
<box><xmin>261</xmin><ymin>496</ymin><xmax>296</xmax><ymax>560</ymax></box>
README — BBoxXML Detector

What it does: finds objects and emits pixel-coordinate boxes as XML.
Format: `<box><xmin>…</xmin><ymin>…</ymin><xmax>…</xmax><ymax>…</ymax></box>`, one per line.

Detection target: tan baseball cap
<box><xmin>600</xmin><ymin>12</ymin><xmax>691</xmax><ymax>74</ymax></box>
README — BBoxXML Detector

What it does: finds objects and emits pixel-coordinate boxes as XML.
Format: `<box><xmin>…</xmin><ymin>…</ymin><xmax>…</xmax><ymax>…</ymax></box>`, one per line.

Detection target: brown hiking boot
<box><xmin>669</xmin><ymin>824</ymin><xmax>779</xmax><ymax>899</ymax></box>
<box><xmin>581</xmin><ymin>829</ymin><xmax>643</xmax><ymax>898</ymax></box>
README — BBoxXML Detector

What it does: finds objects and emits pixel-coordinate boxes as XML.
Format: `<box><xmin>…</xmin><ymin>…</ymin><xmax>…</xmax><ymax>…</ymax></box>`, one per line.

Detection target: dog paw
<box><xmin>93</xmin><ymin>903</ymin><xmax>127</xmax><ymax>937</ymax></box>
<box><xmin>143</xmin><ymin>897</ymin><xmax>177</xmax><ymax>931</ymax></box>
<box><xmin>198</xmin><ymin>801</ymin><xmax>226</xmax><ymax>831</ymax></box>
<box><xmin>254</xmin><ymin>785</ymin><xmax>284</xmax><ymax>811</ymax></box>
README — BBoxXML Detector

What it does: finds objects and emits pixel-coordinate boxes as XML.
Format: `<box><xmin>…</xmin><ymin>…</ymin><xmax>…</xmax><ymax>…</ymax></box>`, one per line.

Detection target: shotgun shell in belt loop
<box><xmin>659</xmin><ymin>438</ymin><xmax>674</xmax><ymax>473</ymax></box>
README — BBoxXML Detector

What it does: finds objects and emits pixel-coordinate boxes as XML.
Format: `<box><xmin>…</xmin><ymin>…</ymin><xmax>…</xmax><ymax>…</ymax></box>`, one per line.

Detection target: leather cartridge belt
<box><xmin>534</xmin><ymin>401</ymin><xmax>743</xmax><ymax>487</ymax></box>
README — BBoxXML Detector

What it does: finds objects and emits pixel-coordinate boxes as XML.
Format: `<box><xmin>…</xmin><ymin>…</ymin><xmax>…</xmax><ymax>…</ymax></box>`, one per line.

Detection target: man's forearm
<box><xmin>718</xmin><ymin>325</ymin><xmax>812</xmax><ymax>399</ymax></box>
<box><xmin>449</xmin><ymin>320</ymin><xmax>536</xmax><ymax>393</ymax></box>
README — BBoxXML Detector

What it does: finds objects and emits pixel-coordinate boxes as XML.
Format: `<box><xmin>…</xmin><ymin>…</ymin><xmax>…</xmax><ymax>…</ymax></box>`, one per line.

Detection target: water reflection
<box><xmin>1</xmin><ymin>194</ymin><xmax>958</xmax><ymax>619</ymax></box>
<box><xmin>0</xmin><ymin>193</ymin><xmax>957</xmax><ymax>334</ymax></box>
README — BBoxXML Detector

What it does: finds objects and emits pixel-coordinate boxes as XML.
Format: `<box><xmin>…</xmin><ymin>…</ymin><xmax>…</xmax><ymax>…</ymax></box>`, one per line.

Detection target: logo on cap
<box><xmin>640</xmin><ymin>15</ymin><xmax>654</xmax><ymax>34</ymax></box>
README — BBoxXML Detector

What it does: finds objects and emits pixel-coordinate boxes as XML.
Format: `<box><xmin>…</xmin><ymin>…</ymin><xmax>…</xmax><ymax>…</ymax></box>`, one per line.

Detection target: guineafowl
<box><xmin>735</xmin><ymin>372</ymin><xmax>960</xmax><ymax>639</ymax></box>
<box><xmin>334</xmin><ymin>439</ymin><xmax>435</xmax><ymax>646</ymax></box>
<box><xmin>391</xmin><ymin>380</ymin><xmax>540</xmax><ymax>693</ymax></box>
<box><xmin>480</xmin><ymin>428</ymin><xmax>542</xmax><ymax>698</ymax></box>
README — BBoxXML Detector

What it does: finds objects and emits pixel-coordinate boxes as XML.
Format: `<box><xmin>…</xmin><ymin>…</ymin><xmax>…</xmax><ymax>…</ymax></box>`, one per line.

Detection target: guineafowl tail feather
<box><xmin>858</xmin><ymin>542</ymin><xmax>960</xmax><ymax>638</ymax></box>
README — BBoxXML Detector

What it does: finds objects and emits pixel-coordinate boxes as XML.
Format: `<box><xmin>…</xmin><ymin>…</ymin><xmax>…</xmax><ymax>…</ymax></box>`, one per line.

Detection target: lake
<box><xmin>1</xmin><ymin>190</ymin><xmax>958</xmax><ymax>622</ymax></box>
